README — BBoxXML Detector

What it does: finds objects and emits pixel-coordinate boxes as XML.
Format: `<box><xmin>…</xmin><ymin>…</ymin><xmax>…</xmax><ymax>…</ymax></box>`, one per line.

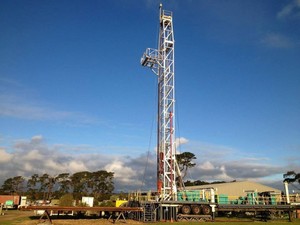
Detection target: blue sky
<box><xmin>0</xmin><ymin>0</ymin><xmax>299</xmax><ymax>192</ymax></box>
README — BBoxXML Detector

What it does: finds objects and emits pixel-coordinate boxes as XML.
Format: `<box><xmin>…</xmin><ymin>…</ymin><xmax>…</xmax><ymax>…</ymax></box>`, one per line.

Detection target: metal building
<box><xmin>185</xmin><ymin>180</ymin><xmax>281</xmax><ymax>197</ymax></box>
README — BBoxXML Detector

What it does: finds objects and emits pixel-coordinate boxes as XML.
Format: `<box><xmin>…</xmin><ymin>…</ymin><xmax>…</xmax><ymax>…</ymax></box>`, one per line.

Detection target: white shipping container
<box><xmin>82</xmin><ymin>197</ymin><xmax>94</xmax><ymax>207</ymax></box>
<box><xmin>20</xmin><ymin>196</ymin><xmax>27</xmax><ymax>207</ymax></box>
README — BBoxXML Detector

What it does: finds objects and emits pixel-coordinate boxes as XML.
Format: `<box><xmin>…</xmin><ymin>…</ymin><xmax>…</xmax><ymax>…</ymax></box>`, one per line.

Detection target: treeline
<box><xmin>0</xmin><ymin>170</ymin><xmax>114</xmax><ymax>203</ymax></box>
<box><xmin>184</xmin><ymin>180</ymin><xmax>237</xmax><ymax>186</ymax></box>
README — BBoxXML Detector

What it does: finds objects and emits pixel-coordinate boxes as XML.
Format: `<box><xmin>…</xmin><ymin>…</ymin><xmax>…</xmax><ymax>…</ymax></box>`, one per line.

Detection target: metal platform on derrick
<box><xmin>20</xmin><ymin>205</ymin><xmax>143</xmax><ymax>224</ymax></box>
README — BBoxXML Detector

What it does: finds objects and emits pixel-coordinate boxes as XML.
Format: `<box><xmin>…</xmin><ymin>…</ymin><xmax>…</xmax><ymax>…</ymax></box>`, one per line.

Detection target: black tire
<box><xmin>191</xmin><ymin>205</ymin><xmax>201</xmax><ymax>214</ymax></box>
<box><xmin>181</xmin><ymin>205</ymin><xmax>191</xmax><ymax>214</ymax></box>
<box><xmin>201</xmin><ymin>205</ymin><xmax>211</xmax><ymax>215</ymax></box>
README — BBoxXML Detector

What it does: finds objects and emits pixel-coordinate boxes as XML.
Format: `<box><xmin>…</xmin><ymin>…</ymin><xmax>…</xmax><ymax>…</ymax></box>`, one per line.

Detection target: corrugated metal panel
<box><xmin>185</xmin><ymin>181</ymin><xmax>281</xmax><ymax>197</ymax></box>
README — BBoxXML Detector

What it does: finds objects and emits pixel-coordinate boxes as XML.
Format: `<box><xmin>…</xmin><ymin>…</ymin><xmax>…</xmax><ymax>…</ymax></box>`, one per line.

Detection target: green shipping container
<box><xmin>218</xmin><ymin>194</ymin><xmax>229</xmax><ymax>204</ymax></box>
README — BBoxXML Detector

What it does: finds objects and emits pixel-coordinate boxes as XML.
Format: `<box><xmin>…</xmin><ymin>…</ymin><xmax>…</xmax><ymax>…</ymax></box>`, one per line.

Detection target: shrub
<box><xmin>59</xmin><ymin>194</ymin><xmax>74</xmax><ymax>206</ymax></box>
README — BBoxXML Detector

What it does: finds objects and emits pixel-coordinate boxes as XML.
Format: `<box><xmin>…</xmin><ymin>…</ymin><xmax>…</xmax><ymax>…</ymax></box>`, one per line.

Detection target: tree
<box><xmin>90</xmin><ymin>170</ymin><xmax>114</xmax><ymax>202</ymax></box>
<box><xmin>1</xmin><ymin>177</ymin><xmax>15</xmax><ymax>194</ymax></box>
<box><xmin>70</xmin><ymin>171</ymin><xmax>92</xmax><ymax>200</ymax></box>
<box><xmin>176</xmin><ymin>152</ymin><xmax>196</xmax><ymax>179</ymax></box>
<box><xmin>38</xmin><ymin>173</ymin><xmax>58</xmax><ymax>200</ymax></box>
<box><xmin>56</xmin><ymin>173</ymin><xmax>71</xmax><ymax>197</ymax></box>
<box><xmin>1</xmin><ymin>176</ymin><xmax>25</xmax><ymax>195</ymax></box>
<box><xmin>0</xmin><ymin>169</ymin><xmax>115</xmax><ymax>202</ymax></box>
<box><xmin>283</xmin><ymin>171</ymin><xmax>300</xmax><ymax>190</ymax></box>
<box><xmin>27</xmin><ymin>174</ymin><xmax>39</xmax><ymax>200</ymax></box>
<box><xmin>183</xmin><ymin>180</ymin><xmax>209</xmax><ymax>187</ymax></box>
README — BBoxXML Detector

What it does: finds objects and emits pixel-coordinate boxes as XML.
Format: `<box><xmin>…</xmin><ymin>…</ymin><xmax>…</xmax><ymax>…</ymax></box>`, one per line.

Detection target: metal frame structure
<box><xmin>141</xmin><ymin>4</ymin><xmax>177</xmax><ymax>201</ymax></box>
<box><xmin>20</xmin><ymin>206</ymin><xmax>143</xmax><ymax>224</ymax></box>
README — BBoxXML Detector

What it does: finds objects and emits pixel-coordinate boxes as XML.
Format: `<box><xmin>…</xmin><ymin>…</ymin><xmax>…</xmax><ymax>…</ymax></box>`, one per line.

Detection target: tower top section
<box><xmin>160</xmin><ymin>4</ymin><xmax>172</xmax><ymax>23</ymax></box>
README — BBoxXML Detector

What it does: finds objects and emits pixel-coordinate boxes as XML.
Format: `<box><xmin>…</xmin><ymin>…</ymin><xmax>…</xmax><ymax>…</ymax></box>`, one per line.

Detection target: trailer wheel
<box><xmin>181</xmin><ymin>205</ymin><xmax>191</xmax><ymax>214</ymax></box>
<box><xmin>191</xmin><ymin>205</ymin><xmax>201</xmax><ymax>214</ymax></box>
<box><xmin>201</xmin><ymin>205</ymin><xmax>211</xmax><ymax>215</ymax></box>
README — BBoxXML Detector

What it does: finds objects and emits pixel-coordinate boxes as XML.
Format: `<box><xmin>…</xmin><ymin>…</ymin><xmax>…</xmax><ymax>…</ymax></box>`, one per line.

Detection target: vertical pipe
<box><xmin>284</xmin><ymin>181</ymin><xmax>290</xmax><ymax>204</ymax></box>
<box><xmin>159</xmin><ymin>3</ymin><xmax>162</xmax><ymax>22</ymax></box>
<box><xmin>170</xmin><ymin>112</ymin><xmax>173</xmax><ymax>199</ymax></box>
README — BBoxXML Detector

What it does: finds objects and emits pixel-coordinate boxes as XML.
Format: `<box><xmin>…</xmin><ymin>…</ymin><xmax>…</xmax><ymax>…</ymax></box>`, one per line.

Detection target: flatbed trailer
<box><xmin>20</xmin><ymin>205</ymin><xmax>143</xmax><ymax>224</ymax></box>
<box><xmin>131</xmin><ymin>200</ymin><xmax>297</xmax><ymax>222</ymax></box>
<box><xmin>217</xmin><ymin>204</ymin><xmax>295</xmax><ymax>221</ymax></box>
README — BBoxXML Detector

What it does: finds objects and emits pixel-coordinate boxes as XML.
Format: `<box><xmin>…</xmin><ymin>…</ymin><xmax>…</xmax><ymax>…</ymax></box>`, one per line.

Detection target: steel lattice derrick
<box><xmin>141</xmin><ymin>4</ymin><xmax>177</xmax><ymax>201</ymax></box>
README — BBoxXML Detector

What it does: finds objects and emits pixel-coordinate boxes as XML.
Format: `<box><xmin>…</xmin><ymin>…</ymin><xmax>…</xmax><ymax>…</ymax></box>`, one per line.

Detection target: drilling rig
<box><xmin>141</xmin><ymin>3</ymin><xmax>178</xmax><ymax>201</ymax></box>
<box><xmin>139</xmin><ymin>4</ymin><xmax>215</xmax><ymax>222</ymax></box>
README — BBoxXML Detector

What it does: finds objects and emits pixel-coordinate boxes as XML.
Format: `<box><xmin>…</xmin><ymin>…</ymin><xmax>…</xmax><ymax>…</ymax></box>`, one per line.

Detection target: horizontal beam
<box><xmin>217</xmin><ymin>204</ymin><xmax>293</xmax><ymax>212</ymax></box>
<box><xmin>19</xmin><ymin>205</ymin><xmax>143</xmax><ymax>212</ymax></box>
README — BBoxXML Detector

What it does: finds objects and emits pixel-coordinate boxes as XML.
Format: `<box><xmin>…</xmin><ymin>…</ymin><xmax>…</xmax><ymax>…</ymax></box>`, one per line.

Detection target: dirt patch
<box><xmin>0</xmin><ymin>209</ymin><xmax>32</xmax><ymax>222</ymax></box>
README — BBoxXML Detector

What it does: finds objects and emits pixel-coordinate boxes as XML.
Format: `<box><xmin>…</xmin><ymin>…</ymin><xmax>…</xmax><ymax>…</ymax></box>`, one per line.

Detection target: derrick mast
<box><xmin>141</xmin><ymin>4</ymin><xmax>177</xmax><ymax>200</ymax></box>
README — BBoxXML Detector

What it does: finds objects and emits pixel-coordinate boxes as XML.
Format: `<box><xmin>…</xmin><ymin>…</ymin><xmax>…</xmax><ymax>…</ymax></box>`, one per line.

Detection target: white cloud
<box><xmin>0</xmin><ymin>148</ymin><xmax>13</xmax><ymax>162</ymax></box>
<box><xmin>23</xmin><ymin>149</ymin><xmax>44</xmax><ymax>160</ymax></box>
<box><xmin>176</xmin><ymin>137</ymin><xmax>189</xmax><ymax>147</ymax></box>
<box><xmin>0</xmin><ymin>135</ymin><xmax>150</xmax><ymax>191</ymax></box>
<box><xmin>0</xmin><ymin>135</ymin><xmax>297</xmax><ymax>192</ymax></box>
<box><xmin>188</xmin><ymin>159</ymin><xmax>283</xmax><ymax>183</ymax></box>
<box><xmin>68</xmin><ymin>161</ymin><xmax>88</xmax><ymax>172</ymax></box>
<box><xmin>198</xmin><ymin>161</ymin><xmax>214</xmax><ymax>170</ymax></box>
<box><xmin>261</xmin><ymin>33</ymin><xmax>296</xmax><ymax>49</ymax></box>
<box><xmin>277</xmin><ymin>0</ymin><xmax>300</xmax><ymax>19</ymax></box>
<box><xmin>215</xmin><ymin>165</ymin><xmax>232</xmax><ymax>180</ymax></box>
<box><xmin>23</xmin><ymin>162</ymin><xmax>33</xmax><ymax>172</ymax></box>
<box><xmin>31</xmin><ymin>135</ymin><xmax>43</xmax><ymax>142</ymax></box>
<box><xmin>45</xmin><ymin>159</ymin><xmax>66</xmax><ymax>171</ymax></box>
<box><xmin>105</xmin><ymin>160</ymin><xmax>138</xmax><ymax>184</ymax></box>
<box><xmin>180</xmin><ymin>140</ymin><xmax>291</xmax><ymax>183</ymax></box>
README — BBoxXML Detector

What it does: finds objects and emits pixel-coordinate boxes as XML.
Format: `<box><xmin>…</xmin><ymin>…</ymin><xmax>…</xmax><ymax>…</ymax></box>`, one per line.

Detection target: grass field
<box><xmin>0</xmin><ymin>210</ymin><xmax>299</xmax><ymax>225</ymax></box>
